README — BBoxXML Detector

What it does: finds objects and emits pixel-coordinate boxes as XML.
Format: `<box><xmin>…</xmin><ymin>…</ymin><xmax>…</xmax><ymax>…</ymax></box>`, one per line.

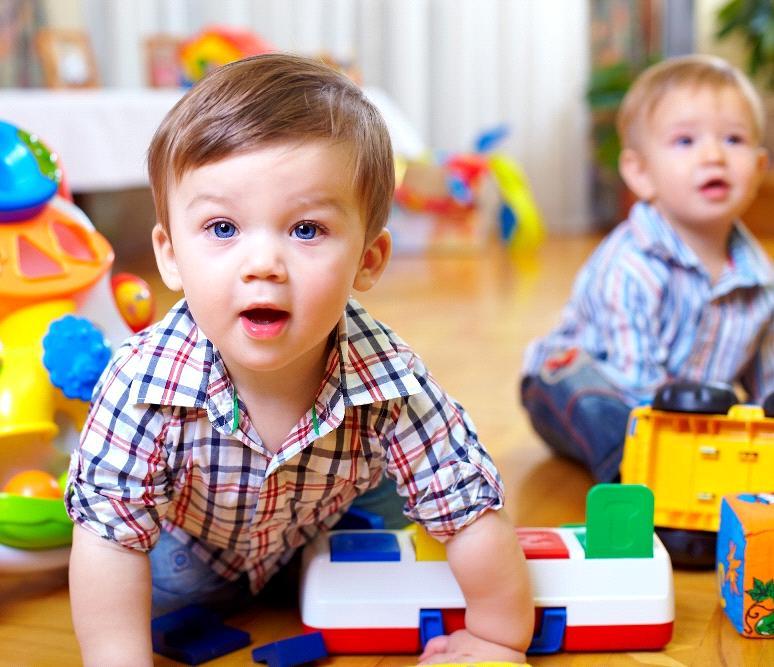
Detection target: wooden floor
<box><xmin>2</xmin><ymin>233</ymin><xmax>773</xmax><ymax>666</ymax></box>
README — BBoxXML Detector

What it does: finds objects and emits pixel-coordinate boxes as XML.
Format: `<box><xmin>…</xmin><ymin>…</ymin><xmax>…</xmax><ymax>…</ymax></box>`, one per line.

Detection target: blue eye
<box><xmin>210</xmin><ymin>221</ymin><xmax>236</xmax><ymax>238</ymax></box>
<box><xmin>293</xmin><ymin>222</ymin><xmax>319</xmax><ymax>240</ymax></box>
<box><xmin>725</xmin><ymin>134</ymin><xmax>743</xmax><ymax>145</ymax></box>
<box><xmin>674</xmin><ymin>135</ymin><xmax>693</xmax><ymax>147</ymax></box>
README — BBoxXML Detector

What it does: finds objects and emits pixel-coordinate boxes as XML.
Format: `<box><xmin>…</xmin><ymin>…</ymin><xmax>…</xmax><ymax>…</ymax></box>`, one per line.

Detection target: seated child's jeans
<box><xmin>150</xmin><ymin>476</ymin><xmax>408</xmax><ymax>617</ymax></box>
<box><xmin>520</xmin><ymin>349</ymin><xmax>634</xmax><ymax>482</ymax></box>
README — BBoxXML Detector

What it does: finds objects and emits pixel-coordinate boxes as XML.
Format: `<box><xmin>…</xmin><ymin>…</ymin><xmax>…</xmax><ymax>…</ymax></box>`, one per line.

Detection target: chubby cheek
<box><xmin>659</xmin><ymin>160</ymin><xmax>688</xmax><ymax>180</ymax></box>
<box><xmin>738</xmin><ymin>161</ymin><xmax>763</xmax><ymax>189</ymax></box>
<box><xmin>296</xmin><ymin>273</ymin><xmax>353</xmax><ymax>327</ymax></box>
<box><xmin>178</xmin><ymin>269</ymin><xmax>232</xmax><ymax>328</ymax></box>
<box><xmin>656</xmin><ymin>170</ymin><xmax>690</xmax><ymax>198</ymax></box>
<box><xmin>308</xmin><ymin>278</ymin><xmax>350</xmax><ymax>308</ymax></box>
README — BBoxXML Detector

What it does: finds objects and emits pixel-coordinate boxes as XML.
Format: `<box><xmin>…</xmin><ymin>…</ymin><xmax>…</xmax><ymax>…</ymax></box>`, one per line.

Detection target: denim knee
<box><xmin>521</xmin><ymin>354</ymin><xmax>633</xmax><ymax>482</ymax></box>
<box><xmin>569</xmin><ymin>388</ymin><xmax>631</xmax><ymax>480</ymax></box>
<box><xmin>521</xmin><ymin>375</ymin><xmax>587</xmax><ymax>464</ymax></box>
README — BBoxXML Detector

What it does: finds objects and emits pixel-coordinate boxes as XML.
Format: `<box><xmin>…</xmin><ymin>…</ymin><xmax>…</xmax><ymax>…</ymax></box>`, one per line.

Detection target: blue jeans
<box><xmin>349</xmin><ymin>475</ymin><xmax>409</xmax><ymax>530</ymax></box>
<box><xmin>520</xmin><ymin>351</ymin><xmax>634</xmax><ymax>482</ymax></box>
<box><xmin>150</xmin><ymin>531</ymin><xmax>252</xmax><ymax>618</ymax></box>
<box><xmin>150</xmin><ymin>475</ymin><xmax>407</xmax><ymax>617</ymax></box>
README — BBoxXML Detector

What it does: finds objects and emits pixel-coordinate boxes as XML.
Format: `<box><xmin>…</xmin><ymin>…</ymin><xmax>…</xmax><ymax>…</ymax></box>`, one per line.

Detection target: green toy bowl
<box><xmin>0</xmin><ymin>493</ymin><xmax>73</xmax><ymax>549</ymax></box>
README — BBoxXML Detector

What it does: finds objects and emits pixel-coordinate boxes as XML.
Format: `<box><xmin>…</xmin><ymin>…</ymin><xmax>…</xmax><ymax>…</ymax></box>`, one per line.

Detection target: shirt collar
<box><xmin>129</xmin><ymin>298</ymin><xmax>421</xmax><ymax>433</ymax></box>
<box><xmin>629</xmin><ymin>201</ymin><xmax>773</xmax><ymax>290</ymax></box>
<box><xmin>335</xmin><ymin>298</ymin><xmax>422</xmax><ymax>407</ymax></box>
<box><xmin>724</xmin><ymin>223</ymin><xmax>774</xmax><ymax>290</ymax></box>
<box><xmin>297</xmin><ymin>299</ymin><xmax>423</xmax><ymax>450</ymax></box>
<box><xmin>629</xmin><ymin>201</ymin><xmax>702</xmax><ymax>270</ymax></box>
<box><xmin>128</xmin><ymin>299</ymin><xmax>236</xmax><ymax>431</ymax></box>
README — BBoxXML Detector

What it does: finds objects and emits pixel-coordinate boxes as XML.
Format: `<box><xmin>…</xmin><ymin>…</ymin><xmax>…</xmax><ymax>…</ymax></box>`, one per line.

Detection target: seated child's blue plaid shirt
<box><xmin>523</xmin><ymin>202</ymin><xmax>774</xmax><ymax>404</ymax></box>
<box><xmin>67</xmin><ymin>298</ymin><xmax>503</xmax><ymax>592</ymax></box>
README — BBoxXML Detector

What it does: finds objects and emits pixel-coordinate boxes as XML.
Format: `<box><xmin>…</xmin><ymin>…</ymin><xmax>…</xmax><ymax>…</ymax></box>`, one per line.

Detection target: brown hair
<box><xmin>616</xmin><ymin>54</ymin><xmax>765</xmax><ymax>150</ymax></box>
<box><xmin>147</xmin><ymin>53</ymin><xmax>394</xmax><ymax>241</ymax></box>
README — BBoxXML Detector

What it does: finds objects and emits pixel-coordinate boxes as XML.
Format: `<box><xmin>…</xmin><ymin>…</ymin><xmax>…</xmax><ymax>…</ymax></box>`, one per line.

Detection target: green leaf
<box><xmin>715</xmin><ymin>0</ymin><xmax>774</xmax><ymax>88</ymax></box>
<box><xmin>717</xmin><ymin>0</ymin><xmax>743</xmax><ymax>23</ymax></box>
<box><xmin>747</xmin><ymin>578</ymin><xmax>774</xmax><ymax>602</ymax></box>
<box><xmin>750</xmin><ymin>39</ymin><xmax>764</xmax><ymax>75</ymax></box>
<box><xmin>762</xmin><ymin>23</ymin><xmax>774</xmax><ymax>59</ymax></box>
<box><xmin>756</xmin><ymin>612</ymin><xmax>774</xmax><ymax>636</ymax></box>
<box><xmin>747</xmin><ymin>578</ymin><xmax>771</xmax><ymax>602</ymax></box>
<box><xmin>716</xmin><ymin>0</ymin><xmax>750</xmax><ymax>36</ymax></box>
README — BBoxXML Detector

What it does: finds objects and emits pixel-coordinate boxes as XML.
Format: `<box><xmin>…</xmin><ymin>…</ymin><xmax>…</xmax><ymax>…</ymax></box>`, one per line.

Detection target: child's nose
<box><xmin>240</xmin><ymin>236</ymin><xmax>287</xmax><ymax>282</ymax></box>
<box><xmin>701</xmin><ymin>138</ymin><xmax>725</xmax><ymax>163</ymax></box>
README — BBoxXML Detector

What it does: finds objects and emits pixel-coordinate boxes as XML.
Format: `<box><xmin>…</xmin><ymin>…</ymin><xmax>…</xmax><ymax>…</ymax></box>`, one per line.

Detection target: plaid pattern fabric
<box><xmin>523</xmin><ymin>202</ymin><xmax>774</xmax><ymax>404</ymax></box>
<box><xmin>67</xmin><ymin>299</ymin><xmax>503</xmax><ymax>592</ymax></box>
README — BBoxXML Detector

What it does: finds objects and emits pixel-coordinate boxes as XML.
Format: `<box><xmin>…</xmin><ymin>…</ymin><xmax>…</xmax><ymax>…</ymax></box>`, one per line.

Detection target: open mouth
<box><xmin>242</xmin><ymin>307</ymin><xmax>288</xmax><ymax>324</ymax></box>
<box><xmin>240</xmin><ymin>307</ymin><xmax>289</xmax><ymax>338</ymax></box>
<box><xmin>699</xmin><ymin>178</ymin><xmax>730</xmax><ymax>199</ymax></box>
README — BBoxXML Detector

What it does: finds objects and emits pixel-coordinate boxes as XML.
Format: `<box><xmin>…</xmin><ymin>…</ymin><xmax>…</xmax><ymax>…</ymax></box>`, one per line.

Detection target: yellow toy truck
<box><xmin>620</xmin><ymin>381</ymin><xmax>774</xmax><ymax>568</ymax></box>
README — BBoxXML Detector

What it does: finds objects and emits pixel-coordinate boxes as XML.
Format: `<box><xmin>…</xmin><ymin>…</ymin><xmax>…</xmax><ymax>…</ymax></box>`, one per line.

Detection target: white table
<box><xmin>0</xmin><ymin>89</ymin><xmax>184</xmax><ymax>192</ymax></box>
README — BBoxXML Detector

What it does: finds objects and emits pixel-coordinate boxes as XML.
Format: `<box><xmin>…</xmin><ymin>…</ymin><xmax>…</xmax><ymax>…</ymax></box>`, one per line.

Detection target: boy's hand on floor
<box><xmin>417</xmin><ymin>629</ymin><xmax>526</xmax><ymax>664</ymax></box>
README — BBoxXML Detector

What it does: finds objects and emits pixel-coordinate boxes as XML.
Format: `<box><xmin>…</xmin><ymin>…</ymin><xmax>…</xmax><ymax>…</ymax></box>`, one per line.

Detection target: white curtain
<box><xmin>82</xmin><ymin>0</ymin><xmax>590</xmax><ymax>233</ymax></box>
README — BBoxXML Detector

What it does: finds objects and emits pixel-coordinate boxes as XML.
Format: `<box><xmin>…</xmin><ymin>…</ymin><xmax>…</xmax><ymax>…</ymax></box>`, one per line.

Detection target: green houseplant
<box><xmin>716</xmin><ymin>0</ymin><xmax>774</xmax><ymax>88</ymax></box>
<box><xmin>586</xmin><ymin>58</ymin><xmax>658</xmax><ymax>227</ymax></box>
<box><xmin>586</xmin><ymin>61</ymin><xmax>639</xmax><ymax>174</ymax></box>
<box><xmin>716</xmin><ymin>0</ymin><xmax>774</xmax><ymax>237</ymax></box>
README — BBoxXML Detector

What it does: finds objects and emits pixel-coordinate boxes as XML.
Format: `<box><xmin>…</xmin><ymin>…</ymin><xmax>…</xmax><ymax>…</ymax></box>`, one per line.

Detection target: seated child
<box><xmin>66</xmin><ymin>53</ymin><xmax>533</xmax><ymax>664</ymax></box>
<box><xmin>521</xmin><ymin>54</ymin><xmax>773</xmax><ymax>483</ymax></box>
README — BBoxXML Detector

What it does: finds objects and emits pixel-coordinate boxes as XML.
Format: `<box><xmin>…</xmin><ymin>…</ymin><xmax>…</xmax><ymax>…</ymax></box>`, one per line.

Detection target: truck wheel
<box><xmin>764</xmin><ymin>392</ymin><xmax>774</xmax><ymax>418</ymax></box>
<box><xmin>652</xmin><ymin>380</ymin><xmax>737</xmax><ymax>414</ymax></box>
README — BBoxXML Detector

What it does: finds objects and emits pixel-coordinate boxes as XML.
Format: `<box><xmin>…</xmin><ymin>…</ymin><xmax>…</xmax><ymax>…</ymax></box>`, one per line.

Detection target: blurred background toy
<box><xmin>0</xmin><ymin>119</ymin><xmax>155</xmax><ymax>572</ymax></box>
<box><xmin>111</xmin><ymin>272</ymin><xmax>154</xmax><ymax>333</ymax></box>
<box><xmin>179</xmin><ymin>26</ymin><xmax>274</xmax><ymax>85</ymax></box>
<box><xmin>392</xmin><ymin>125</ymin><xmax>544</xmax><ymax>255</ymax></box>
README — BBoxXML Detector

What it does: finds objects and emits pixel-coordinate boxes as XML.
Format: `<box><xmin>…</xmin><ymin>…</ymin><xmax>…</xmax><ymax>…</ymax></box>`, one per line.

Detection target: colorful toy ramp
<box><xmin>0</xmin><ymin>118</ymin><xmax>154</xmax><ymax>572</ymax></box>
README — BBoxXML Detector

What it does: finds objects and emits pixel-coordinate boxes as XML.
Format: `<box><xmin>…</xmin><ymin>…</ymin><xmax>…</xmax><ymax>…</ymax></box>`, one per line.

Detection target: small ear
<box><xmin>619</xmin><ymin>148</ymin><xmax>656</xmax><ymax>201</ymax></box>
<box><xmin>151</xmin><ymin>223</ymin><xmax>183</xmax><ymax>292</ymax></box>
<box><xmin>757</xmin><ymin>146</ymin><xmax>769</xmax><ymax>175</ymax></box>
<box><xmin>353</xmin><ymin>229</ymin><xmax>392</xmax><ymax>292</ymax></box>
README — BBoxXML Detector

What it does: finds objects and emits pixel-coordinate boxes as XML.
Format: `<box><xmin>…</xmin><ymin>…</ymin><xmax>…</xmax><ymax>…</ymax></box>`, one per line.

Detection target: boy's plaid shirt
<box><xmin>67</xmin><ymin>298</ymin><xmax>503</xmax><ymax>592</ymax></box>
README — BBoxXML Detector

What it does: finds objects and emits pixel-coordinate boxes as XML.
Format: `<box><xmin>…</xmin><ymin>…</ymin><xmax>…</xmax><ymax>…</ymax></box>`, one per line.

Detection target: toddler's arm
<box><xmin>69</xmin><ymin>525</ymin><xmax>154</xmax><ymax>666</ymax></box>
<box><xmin>419</xmin><ymin>509</ymin><xmax>533</xmax><ymax>663</ymax></box>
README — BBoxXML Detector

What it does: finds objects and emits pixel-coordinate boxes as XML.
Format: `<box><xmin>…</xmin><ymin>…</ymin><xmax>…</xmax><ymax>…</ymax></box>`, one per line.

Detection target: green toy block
<box><xmin>585</xmin><ymin>484</ymin><xmax>654</xmax><ymax>558</ymax></box>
